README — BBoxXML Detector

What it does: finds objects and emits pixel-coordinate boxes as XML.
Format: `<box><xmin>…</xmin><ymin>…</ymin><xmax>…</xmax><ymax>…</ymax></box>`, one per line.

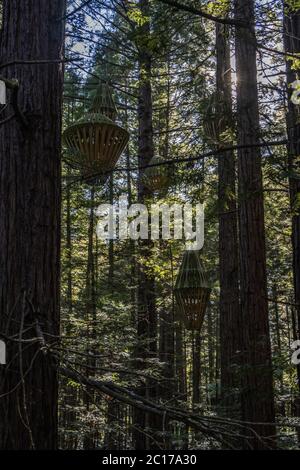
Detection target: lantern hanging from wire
<box><xmin>203</xmin><ymin>94</ymin><xmax>228</xmax><ymax>147</ymax></box>
<box><xmin>174</xmin><ymin>250</ymin><xmax>211</xmax><ymax>330</ymax></box>
<box><xmin>63</xmin><ymin>82</ymin><xmax>129</xmax><ymax>182</ymax></box>
<box><xmin>141</xmin><ymin>155</ymin><xmax>171</xmax><ymax>194</ymax></box>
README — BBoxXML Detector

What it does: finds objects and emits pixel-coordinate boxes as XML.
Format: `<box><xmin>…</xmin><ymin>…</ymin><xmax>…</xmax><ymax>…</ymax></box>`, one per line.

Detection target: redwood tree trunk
<box><xmin>216</xmin><ymin>22</ymin><xmax>240</xmax><ymax>419</ymax></box>
<box><xmin>234</xmin><ymin>0</ymin><xmax>276</xmax><ymax>448</ymax></box>
<box><xmin>283</xmin><ymin>2</ymin><xmax>300</xmax><ymax>443</ymax></box>
<box><xmin>0</xmin><ymin>0</ymin><xmax>65</xmax><ymax>449</ymax></box>
<box><xmin>83</xmin><ymin>186</ymin><xmax>97</xmax><ymax>449</ymax></box>
<box><xmin>133</xmin><ymin>0</ymin><xmax>158</xmax><ymax>450</ymax></box>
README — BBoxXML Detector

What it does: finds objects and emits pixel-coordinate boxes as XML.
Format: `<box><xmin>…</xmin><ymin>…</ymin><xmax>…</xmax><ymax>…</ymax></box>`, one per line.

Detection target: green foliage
<box><xmin>206</xmin><ymin>0</ymin><xmax>230</xmax><ymax>16</ymax></box>
<box><xmin>286</xmin><ymin>0</ymin><xmax>300</xmax><ymax>11</ymax></box>
<box><xmin>287</xmin><ymin>53</ymin><xmax>300</xmax><ymax>71</ymax></box>
<box><xmin>127</xmin><ymin>6</ymin><xmax>149</xmax><ymax>26</ymax></box>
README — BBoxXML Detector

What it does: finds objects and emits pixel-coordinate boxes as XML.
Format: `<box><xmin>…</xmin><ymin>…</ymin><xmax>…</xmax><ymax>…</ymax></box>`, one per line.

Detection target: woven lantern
<box><xmin>203</xmin><ymin>101</ymin><xmax>225</xmax><ymax>147</ymax></box>
<box><xmin>63</xmin><ymin>83</ymin><xmax>129</xmax><ymax>182</ymax></box>
<box><xmin>141</xmin><ymin>155</ymin><xmax>170</xmax><ymax>193</ymax></box>
<box><xmin>203</xmin><ymin>95</ymin><xmax>229</xmax><ymax>147</ymax></box>
<box><xmin>203</xmin><ymin>118</ymin><xmax>219</xmax><ymax>146</ymax></box>
<box><xmin>90</xmin><ymin>82</ymin><xmax>117</xmax><ymax>121</ymax></box>
<box><xmin>174</xmin><ymin>250</ymin><xmax>211</xmax><ymax>330</ymax></box>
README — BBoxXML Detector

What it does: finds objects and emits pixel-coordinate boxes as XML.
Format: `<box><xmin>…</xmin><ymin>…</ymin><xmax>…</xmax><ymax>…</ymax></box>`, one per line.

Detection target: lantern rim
<box><xmin>62</xmin><ymin>115</ymin><xmax>129</xmax><ymax>143</ymax></box>
<box><xmin>63</xmin><ymin>112</ymin><xmax>127</xmax><ymax>130</ymax></box>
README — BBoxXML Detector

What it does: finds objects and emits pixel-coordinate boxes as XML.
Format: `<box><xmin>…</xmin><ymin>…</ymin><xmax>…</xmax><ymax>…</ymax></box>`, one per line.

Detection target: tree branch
<box><xmin>155</xmin><ymin>0</ymin><xmax>247</xmax><ymax>27</ymax></box>
<box><xmin>59</xmin><ymin>0</ymin><xmax>94</xmax><ymax>20</ymax></box>
<box><xmin>0</xmin><ymin>58</ymin><xmax>80</xmax><ymax>71</ymax></box>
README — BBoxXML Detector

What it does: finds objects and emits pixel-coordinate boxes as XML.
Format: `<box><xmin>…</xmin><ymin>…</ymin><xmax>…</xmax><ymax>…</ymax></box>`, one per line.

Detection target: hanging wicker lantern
<box><xmin>141</xmin><ymin>155</ymin><xmax>170</xmax><ymax>193</ymax></box>
<box><xmin>174</xmin><ymin>250</ymin><xmax>211</xmax><ymax>330</ymax></box>
<box><xmin>90</xmin><ymin>82</ymin><xmax>117</xmax><ymax>121</ymax></box>
<box><xmin>203</xmin><ymin>112</ymin><xmax>228</xmax><ymax>147</ymax></box>
<box><xmin>203</xmin><ymin>94</ymin><xmax>229</xmax><ymax>147</ymax></box>
<box><xmin>63</xmin><ymin>83</ymin><xmax>129</xmax><ymax>182</ymax></box>
<box><xmin>203</xmin><ymin>117</ymin><xmax>219</xmax><ymax>146</ymax></box>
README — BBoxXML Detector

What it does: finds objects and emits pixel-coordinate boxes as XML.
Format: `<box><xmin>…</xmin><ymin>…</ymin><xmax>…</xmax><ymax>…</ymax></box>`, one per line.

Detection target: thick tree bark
<box><xmin>216</xmin><ymin>23</ymin><xmax>240</xmax><ymax>418</ymax></box>
<box><xmin>60</xmin><ymin>166</ymin><xmax>76</xmax><ymax>449</ymax></box>
<box><xmin>132</xmin><ymin>0</ymin><xmax>158</xmax><ymax>450</ymax></box>
<box><xmin>83</xmin><ymin>186</ymin><xmax>97</xmax><ymax>449</ymax></box>
<box><xmin>283</xmin><ymin>2</ymin><xmax>300</xmax><ymax>443</ymax></box>
<box><xmin>0</xmin><ymin>0</ymin><xmax>65</xmax><ymax>449</ymax></box>
<box><xmin>234</xmin><ymin>0</ymin><xmax>276</xmax><ymax>448</ymax></box>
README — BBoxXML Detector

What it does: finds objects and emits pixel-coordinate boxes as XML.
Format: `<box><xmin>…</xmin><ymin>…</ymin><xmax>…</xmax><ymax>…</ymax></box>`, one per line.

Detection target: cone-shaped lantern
<box><xmin>63</xmin><ymin>83</ymin><xmax>129</xmax><ymax>182</ymax></box>
<box><xmin>203</xmin><ymin>96</ymin><xmax>226</xmax><ymax>147</ymax></box>
<box><xmin>203</xmin><ymin>117</ymin><xmax>219</xmax><ymax>146</ymax></box>
<box><xmin>91</xmin><ymin>81</ymin><xmax>118</xmax><ymax>121</ymax></box>
<box><xmin>203</xmin><ymin>113</ymin><xmax>227</xmax><ymax>147</ymax></box>
<box><xmin>141</xmin><ymin>155</ymin><xmax>170</xmax><ymax>193</ymax></box>
<box><xmin>174</xmin><ymin>250</ymin><xmax>211</xmax><ymax>330</ymax></box>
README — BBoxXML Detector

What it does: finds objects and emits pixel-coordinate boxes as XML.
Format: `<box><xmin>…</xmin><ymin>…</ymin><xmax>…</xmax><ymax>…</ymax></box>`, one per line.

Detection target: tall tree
<box><xmin>216</xmin><ymin>22</ymin><xmax>240</xmax><ymax>417</ymax></box>
<box><xmin>0</xmin><ymin>0</ymin><xmax>65</xmax><ymax>449</ymax></box>
<box><xmin>83</xmin><ymin>186</ymin><xmax>98</xmax><ymax>449</ymax></box>
<box><xmin>234</xmin><ymin>0</ymin><xmax>276</xmax><ymax>448</ymax></box>
<box><xmin>132</xmin><ymin>0</ymin><xmax>158</xmax><ymax>450</ymax></box>
<box><xmin>283</xmin><ymin>0</ymin><xmax>300</xmax><ymax>443</ymax></box>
